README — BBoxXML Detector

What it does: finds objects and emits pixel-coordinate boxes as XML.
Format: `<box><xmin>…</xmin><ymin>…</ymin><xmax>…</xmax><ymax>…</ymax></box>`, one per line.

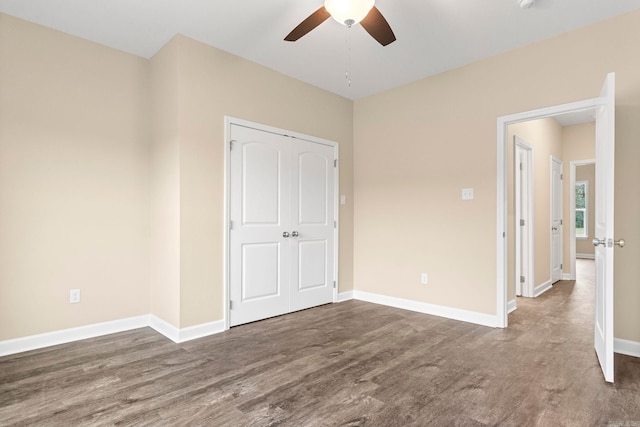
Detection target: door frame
<box><xmin>496</xmin><ymin>98</ymin><xmax>604</xmax><ymax>328</ymax></box>
<box><xmin>223</xmin><ymin>116</ymin><xmax>340</xmax><ymax>330</ymax></box>
<box><xmin>514</xmin><ymin>136</ymin><xmax>534</xmax><ymax>299</ymax></box>
<box><xmin>550</xmin><ymin>156</ymin><xmax>564</xmax><ymax>284</ymax></box>
<box><xmin>568</xmin><ymin>159</ymin><xmax>595</xmax><ymax>281</ymax></box>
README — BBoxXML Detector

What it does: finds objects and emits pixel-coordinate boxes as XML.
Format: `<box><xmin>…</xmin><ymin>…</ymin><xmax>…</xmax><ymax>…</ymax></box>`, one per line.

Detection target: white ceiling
<box><xmin>554</xmin><ymin>109</ymin><xmax>596</xmax><ymax>127</ymax></box>
<box><xmin>2</xmin><ymin>0</ymin><xmax>640</xmax><ymax>100</ymax></box>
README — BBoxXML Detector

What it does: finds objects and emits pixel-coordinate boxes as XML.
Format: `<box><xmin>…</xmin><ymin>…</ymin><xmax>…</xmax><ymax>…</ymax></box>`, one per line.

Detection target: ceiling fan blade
<box><xmin>360</xmin><ymin>6</ymin><xmax>396</xmax><ymax>46</ymax></box>
<box><xmin>285</xmin><ymin>7</ymin><xmax>331</xmax><ymax>42</ymax></box>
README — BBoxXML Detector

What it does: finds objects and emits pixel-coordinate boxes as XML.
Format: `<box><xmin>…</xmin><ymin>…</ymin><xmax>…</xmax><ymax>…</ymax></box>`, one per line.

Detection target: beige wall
<box><xmin>151</xmin><ymin>35</ymin><xmax>354</xmax><ymax>328</ymax></box>
<box><xmin>0</xmin><ymin>15</ymin><xmax>353</xmax><ymax>338</ymax></box>
<box><xmin>506</xmin><ymin>119</ymin><xmax>563</xmax><ymax>301</ymax></box>
<box><xmin>353</xmin><ymin>10</ymin><xmax>640</xmax><ymax>342</ymax></box>
<box><xmin>0</xmin><ymin>14</ymin><xmax>151</xmax><ymax>340</ymax></box>
<box><xmin>576</xmin><ymin>164</ymin><xmax>596</xmax><ymax>256</ymax></box>
<box><xmin>2</xmin><ymin>8</ymin><xmax>640</xmax><ymax>345</ymax></box>
<box><xmin>149</xmin><ymin>37</ymin><xmax>181</xmax><ymax>327</ymax></box>
<box><xmin>561</xmin><ymin>123</ymin><xmax>596</xmax><ymax>272</ymax></box>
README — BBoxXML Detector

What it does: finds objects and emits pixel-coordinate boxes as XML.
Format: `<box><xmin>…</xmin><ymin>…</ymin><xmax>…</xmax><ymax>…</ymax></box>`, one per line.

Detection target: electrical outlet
<box><xmin>421</xmin><ymin>273</ymin><xmax>428</xmax><ymax>285</ymax></box>
<box><xmin>69</xmin><ymin>289</ymin><xmax>80</xmax><ymax>304</ymax></box>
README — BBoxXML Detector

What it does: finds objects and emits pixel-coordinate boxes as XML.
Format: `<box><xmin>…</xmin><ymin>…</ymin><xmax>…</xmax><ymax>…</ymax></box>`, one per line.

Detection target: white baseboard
<box><xmin>148</xmin><ymin>315</ymin><xmax>180</xmax><ymax>343</ymax></box>
<box><xmin>614</xmin><ymin>338</ymin><xmax>640</xmax><ymax>358</ymax></box>
<box><xmin>3</xmin><ymin>308</ymin><xmax>637</xmax><ymax>360</ymax></box>
<box><xmin>178</xmin><ymin>319</ymin><xmax>225</xmax><ymax>343</ymax></box>
<box><xmin>1</xmin><ymin>314</ymin><xmax>226</xmax><ymax>357</ymax></box>
<box><xmin>562</xmin><ymin>273</ymin><xmax>575</xmax><ymax>280</ymax></box>
<box><xmin>337</xmin><ymin>291</ymin><xmax>354</xmax><ymax>302</ymax></box>
<box><xmin>0</xmin><ymin>315</ymin><xmax>149</xmax><ymax>357</ymax></box>
<box><xmin>577</xmin><ymin>253</ymin><xmax>595</xmax><ymax>260</ymax></box>
<box><xmin>508</xmin><ymin>299</ymin><xmax>517</xmax><ymax>314</ymax></box>
<box><xmin>534</xmin><ymin>280</ymin><xmax>553</xmax><ymax>297</ymax></box>
<box><xmin>353</xmin><ymin>290</ymin><xmax>499</xmax><ymax>328</ymax></box>
<box><xmin>149</xmin><ymin>315</ymin><xmax>225</xmax><ymax>343</ymax></box>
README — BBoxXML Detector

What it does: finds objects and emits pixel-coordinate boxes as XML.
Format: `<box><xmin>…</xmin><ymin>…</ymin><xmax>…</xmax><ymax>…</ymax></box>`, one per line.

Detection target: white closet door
<box><xmin>289</xmin><ymin>139</ymin><xmax>335</xmax><ymax>312</ymax></box>
<box><xmin>229</xmin><ymin>123</ymin><xmax>337</xmax><ymax>327</ymax></box>
<box><xmin>229</xmin><ymin>124</ymin><xmax>290</xmax><ymax>327</ymax></box>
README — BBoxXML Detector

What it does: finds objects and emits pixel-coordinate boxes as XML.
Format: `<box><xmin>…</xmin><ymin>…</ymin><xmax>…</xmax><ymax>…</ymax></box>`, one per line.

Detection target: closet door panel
<box><xmin>229</xmin><ymin>124</ymin><xmax>290</xmax><ymax>326</ymax></box>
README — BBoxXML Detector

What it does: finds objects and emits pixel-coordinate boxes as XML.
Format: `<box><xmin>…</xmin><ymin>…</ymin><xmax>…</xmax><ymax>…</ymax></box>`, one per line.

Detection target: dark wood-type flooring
<box><xmin>2</xmin><ymin>260</ymin><xmax>640</xmax><ymax>426</ymax></box>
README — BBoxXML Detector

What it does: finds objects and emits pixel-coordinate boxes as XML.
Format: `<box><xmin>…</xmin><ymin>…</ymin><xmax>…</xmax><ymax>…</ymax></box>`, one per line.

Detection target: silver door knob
<box><xmin>593</xmin><ymin>238</ymin><xmax>605</xmax><ymax>247</ymax></box>
<box><xmin>291</xmin><ymin>231</ymin><xmax>299</xmax><ymax>237</ymax></box>
<box><xmin>614</xmin><ymin>239</ymin><xmax>626</xmax><ymax>248</ymax></box>
<box><xmin>283</xmin><ymin>232</ymin><xmax>290</xmax><ymax>238</ymax></box>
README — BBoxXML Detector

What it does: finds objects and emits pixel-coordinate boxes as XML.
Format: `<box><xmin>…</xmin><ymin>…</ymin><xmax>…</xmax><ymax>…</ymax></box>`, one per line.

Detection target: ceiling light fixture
<box><xmin>324</xmin><ymin>0</ymin><xmax>375</xmax><ymax>27</ymax></box>
<box><xmin>518</xmin><ymin>0</ymin><xmax>535</xmax><ymax>9</ymax></box>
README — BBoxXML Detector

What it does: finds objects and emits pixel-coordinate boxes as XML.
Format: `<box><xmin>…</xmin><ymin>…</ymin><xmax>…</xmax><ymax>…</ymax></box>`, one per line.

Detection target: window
<box><xmin>575</xmin><ymin>181</ymin><xmax>588</xmax><ymax>238</ymax></box>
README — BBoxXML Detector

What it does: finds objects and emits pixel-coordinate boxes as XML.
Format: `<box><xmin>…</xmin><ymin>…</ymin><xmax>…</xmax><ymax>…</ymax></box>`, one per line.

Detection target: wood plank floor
<box><xmin>2</xmin><ymin>260</ymin><xmax>640</xmax><ymax>426</ymax></box>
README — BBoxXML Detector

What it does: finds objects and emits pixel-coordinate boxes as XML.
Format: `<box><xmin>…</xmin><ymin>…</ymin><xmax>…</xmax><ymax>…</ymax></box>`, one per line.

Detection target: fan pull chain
<box><xmin>345</xmin><ymin>25</ymin><xmax>352</xmax><ymax>88</ymax></box>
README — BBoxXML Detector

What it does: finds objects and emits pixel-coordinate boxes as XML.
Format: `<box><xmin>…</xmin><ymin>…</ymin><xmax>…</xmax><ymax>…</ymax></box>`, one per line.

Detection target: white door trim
<box><xmin>223</xmin><ymin>116</ymin><xmax>340</xmax><ymax>330</ymax></box>
<box><xmin>514</xmin><ymin>136</ymin><xmax>534</xmax><ymax>298</ymax></box>
<box><xmin>568</xmin><ymin>159</ymin><xmax>595</xmax><ymax>281</ymax></box>
<box><xmin>496</xmin><ymin>98</ymin><xmax>603</xmax><ymax>328</ymax></box>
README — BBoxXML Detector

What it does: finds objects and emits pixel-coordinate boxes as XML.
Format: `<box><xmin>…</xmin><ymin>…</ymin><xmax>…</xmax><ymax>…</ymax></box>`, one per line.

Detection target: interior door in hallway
<box><xmin>515</xmin><ymin>137</ymin><xmax>533</xmax><ymax>297</ymax></box>
<box><xmin>229</xmin><ymin>123</ymin><xmax>336</xmax><ymax>327</ymax></box>
<box><xmin>551</xmin><ymin>156</ymin><xmax>563</xmax><ymax>283</ymax></box>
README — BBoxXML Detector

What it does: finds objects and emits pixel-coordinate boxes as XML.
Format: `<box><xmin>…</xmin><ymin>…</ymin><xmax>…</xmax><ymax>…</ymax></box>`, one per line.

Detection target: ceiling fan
<box><xmin>285</xmin><ymin>0</ymin><xmax>396</xmax><ymax>46</ymax></box>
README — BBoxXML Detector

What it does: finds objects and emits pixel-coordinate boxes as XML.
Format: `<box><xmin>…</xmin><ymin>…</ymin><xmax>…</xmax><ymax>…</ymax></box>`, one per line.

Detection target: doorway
<box><xmin>496</xmin><ymin>73</ymin><xmax>617</xmax><ymax>382</ymax></box>
<box><xmin>568</xmin><ymin>160</ymin><xmax>596</xmax><ymax>280</ymax></box>
<box><xmin>497</xmin><ymin>99</ymin><xmax>605</xmax><ymax>327</ymax></box>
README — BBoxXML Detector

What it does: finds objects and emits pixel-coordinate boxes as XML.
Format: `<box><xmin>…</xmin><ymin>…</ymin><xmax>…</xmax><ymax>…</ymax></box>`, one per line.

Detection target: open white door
<box><xmin>550</xmin><ymin>157</ymin><xmax>563</xmax><ymax>284</ymax></box>
<box><xmin>593</xmin><ymin>72</ymin><xmax>615</xmax><ymax>383</ymax></box>
<box><xmin>514</xmin><ymin>137</ymin><xmax>533</xmax><ymax>298</ymax></box>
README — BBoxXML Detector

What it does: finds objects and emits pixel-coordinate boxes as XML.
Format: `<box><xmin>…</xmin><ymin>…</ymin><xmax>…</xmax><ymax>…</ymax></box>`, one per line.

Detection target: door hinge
<box><xmin>229</xmin><ymin>300</ymin><xmax>233</xmax><ymax>310</ymax></box>
<box><xmin>230</xmin><ymin>140</ymin><xmax>236</xmax><ymax>150</ymax></box>
<box><xmin>560</xmin><ymin>173</ymin><xmax>564</xmax><ymax>180</ymax></box>
<box><xmin>520</xmin><ymin>276</ymin><xmax>525</xmax><ymax>283</ymax></box>
<box><xmin>229</xmin><ymin>220</ymin><xmax>233</xmax><ymax>230</ymax></box>
<box><xmin>560</xmin><ymin>264</ymin><xmax>563</xmax><ymax>270</ymax></box>
<box><xmin>334</xmin><ymin>220</ymin><xmax>337</xmax><ymax>228</ymax></box>
<box><xmin>560</xmin><ymin>219</ymin><xmax>563</xmax><ymax>225</ymax></box>
<box><xmin>333</xmin><ymin>281</ymin><xmax>336</xmax><ymax>289</ymax></box>
<box><xmin>520</xmin><ymin>219</ymin><xmax>525</xmax><ymax>226</ymax></box>
<box><xmin>334</xmin><ymin>159</ymin><xmax>338</xmax><ymax>167</ymax></box>
<box><xmin>503</xmin><ymin>232</ymin><xmax>505</xmax><ymax>238</ymax></box>
<box><xmin>520</xmin><ymin>163</ymin><xmax>523</xmax><ymax>171</ymax></box>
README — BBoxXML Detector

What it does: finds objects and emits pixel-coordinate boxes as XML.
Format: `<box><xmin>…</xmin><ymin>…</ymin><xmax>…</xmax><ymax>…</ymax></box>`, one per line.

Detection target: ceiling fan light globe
<box><xmin>518</xmin><ymin>0</ymin><xmax>535</xmax><ymax>8</ymax></box>
<box><xmin>324</xmin><ymin>0</ymin><xmax>375</xmax><ymax>26</ymax></box>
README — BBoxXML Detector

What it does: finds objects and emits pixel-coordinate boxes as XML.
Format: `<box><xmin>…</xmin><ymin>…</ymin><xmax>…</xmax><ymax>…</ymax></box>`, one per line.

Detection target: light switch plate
<box><xmin>462</xmin><ymin>188</ymin><xmax>474</xmax><ymax>200</ymax></box>
<box><xmin>70</xmin><ymin>289</ymin><xmax>80</xmax><ymax>304</ymax></box>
